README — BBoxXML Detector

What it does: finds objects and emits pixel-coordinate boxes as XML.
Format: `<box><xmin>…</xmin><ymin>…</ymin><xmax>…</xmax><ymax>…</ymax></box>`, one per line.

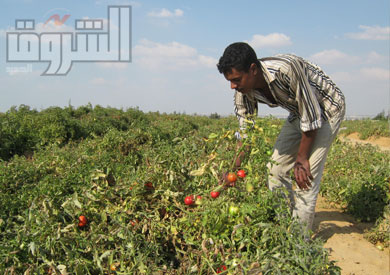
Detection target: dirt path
<box><xmin>340</xmin><ymin>132</ymin><xmax>390</xmax><ymax>152</ymax></box>
<box><xmin>313</xmin><ymin>196</ymin><xmax>390</xmax><ymax>275</ymax></box>
<box><xmin>312</xmin><ymin>134</ymin><xmax>390</xmax><ymax>274</ymax></box>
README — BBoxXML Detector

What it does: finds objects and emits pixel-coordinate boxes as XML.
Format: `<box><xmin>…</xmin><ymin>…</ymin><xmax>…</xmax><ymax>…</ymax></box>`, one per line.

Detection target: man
<box><xmin>217</xmin><ymin>42</ymin><xmax>345</xmax><ymax>232</ymax></box>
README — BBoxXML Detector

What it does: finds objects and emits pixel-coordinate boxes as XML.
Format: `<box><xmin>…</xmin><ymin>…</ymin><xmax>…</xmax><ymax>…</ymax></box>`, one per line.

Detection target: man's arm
<box><xmin>231</xmin><ymin>91</ymin><xmax>256</xmax><ymax>168</ymax></box>
<box><xmin>234</xmin><ymin>140</ymin><xmax>250</xmax><ymax>169</ymax></box>
<box><xmin>294</xmin><ymin>129</ymin><xmax>317</xmax><ymax>190</ymax></box>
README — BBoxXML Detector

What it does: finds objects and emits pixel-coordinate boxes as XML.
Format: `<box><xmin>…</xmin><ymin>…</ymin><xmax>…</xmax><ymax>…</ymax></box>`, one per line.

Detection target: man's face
<box><xmin>223</xmin><ymin>65</ymin><xmax>257</xmax><ymax>94</ymax></box>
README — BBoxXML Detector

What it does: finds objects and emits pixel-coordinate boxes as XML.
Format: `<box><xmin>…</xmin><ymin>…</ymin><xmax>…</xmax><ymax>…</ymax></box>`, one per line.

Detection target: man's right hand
<box><xmin>219</xmin><ymin>172</ymin><xmax>229</xmax><ymax>185</ymax></box>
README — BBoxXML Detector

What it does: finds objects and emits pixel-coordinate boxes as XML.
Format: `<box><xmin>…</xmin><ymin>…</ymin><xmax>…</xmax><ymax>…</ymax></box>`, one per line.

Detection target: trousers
<box><xmin>267</xmin><ymin>108</ymin><xmax>345</xmax><ymax>231</ymax></box>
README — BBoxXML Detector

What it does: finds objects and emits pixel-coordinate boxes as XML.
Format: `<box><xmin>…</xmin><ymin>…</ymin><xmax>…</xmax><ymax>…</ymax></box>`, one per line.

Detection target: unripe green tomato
<box><xmin>229</xmin><ymin>205</ymin><xmax>239</xmax><ymax>216</ymax></box>
<box><xmin>195</xmin><ymin>195</ymin><xmax>202</xmax><ymax>205</ymax></box>
<box><xmin>246</xmin><ymin>182</ymin><xmax>254</xmax><ymax>192</ymax></box>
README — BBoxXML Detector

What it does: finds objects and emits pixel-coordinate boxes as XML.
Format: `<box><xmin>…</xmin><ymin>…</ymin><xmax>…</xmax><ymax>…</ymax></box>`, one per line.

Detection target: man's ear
<box><xmin>250</xmin><ymin>63</ymin><xmax>258</xmax><ymax>75</ymax></box>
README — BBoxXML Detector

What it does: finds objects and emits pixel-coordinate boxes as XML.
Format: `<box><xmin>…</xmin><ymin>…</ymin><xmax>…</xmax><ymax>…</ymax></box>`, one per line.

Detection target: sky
<box><xmin>1</xmin><ymin>0</ymin><xmax>389</xmax><ymax>118</ymax></box>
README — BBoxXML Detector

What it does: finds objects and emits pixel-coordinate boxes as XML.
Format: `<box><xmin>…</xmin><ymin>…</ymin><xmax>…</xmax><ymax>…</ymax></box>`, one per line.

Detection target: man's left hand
<box><xmin>294</xmin><ymin>158</ymin><xmax>313</xmax><ymax>190</ymax></box>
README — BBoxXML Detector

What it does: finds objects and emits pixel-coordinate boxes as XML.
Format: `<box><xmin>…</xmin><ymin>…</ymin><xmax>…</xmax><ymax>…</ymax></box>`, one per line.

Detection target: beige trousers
<box><xmin>267</xmin><ymin>108</ymin><xmax>345</xmax><ymax>231</ymax></box>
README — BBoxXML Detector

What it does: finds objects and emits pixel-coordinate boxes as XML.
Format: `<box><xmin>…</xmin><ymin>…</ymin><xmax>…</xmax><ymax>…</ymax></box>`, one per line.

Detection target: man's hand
<box><xmin>294</xmin><ymin>158</ymin><xmax>313</xmax><ymax>190</ymax></box>
<box><xmin>234</xmin><ymin>140</ymin><xmax>250</xmax><ymax>170</ymax></box>
<box><xmin>295</xmin><ymin>129</ymin><xmax>317</xmax><ymax>190</ymax></box>
<box><xmin>219</xmin><ymin>172</ymin><xmax>228</xmax><ymax>184</ymax></box>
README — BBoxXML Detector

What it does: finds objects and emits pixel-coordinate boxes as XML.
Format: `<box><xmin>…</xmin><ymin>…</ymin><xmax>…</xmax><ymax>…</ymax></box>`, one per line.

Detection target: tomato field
<box><xmin>0</xmin><ymin>105</ymin><xmax>389</xmax><ymax>274</ymax></box>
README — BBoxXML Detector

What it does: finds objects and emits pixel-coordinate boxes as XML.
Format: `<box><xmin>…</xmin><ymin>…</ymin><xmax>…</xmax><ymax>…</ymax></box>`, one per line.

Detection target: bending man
<box><xmin>217</xmin><ymin>42</ymin><xmax>345</xmax><ymax>232</ymax></box>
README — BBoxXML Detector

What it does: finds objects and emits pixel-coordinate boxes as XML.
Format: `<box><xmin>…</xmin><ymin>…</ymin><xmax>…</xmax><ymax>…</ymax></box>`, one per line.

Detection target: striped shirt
<box><xmin>234</xmin><ymin>54</ymin><xmax>345</xmax><ymax>132</ymax></box>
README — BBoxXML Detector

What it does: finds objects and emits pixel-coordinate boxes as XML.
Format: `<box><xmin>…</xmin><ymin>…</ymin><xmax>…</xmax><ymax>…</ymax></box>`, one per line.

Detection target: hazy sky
<box><xmin>1</xmin><ymin>0</ymin><xmax>389</xmax><ymax>118</ymax></box>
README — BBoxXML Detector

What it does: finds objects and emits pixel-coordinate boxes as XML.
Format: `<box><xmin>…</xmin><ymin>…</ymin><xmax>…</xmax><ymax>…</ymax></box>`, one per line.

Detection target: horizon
<box><xmin>1</xmin><ymin>103</ymin><xmax>386</xmax><ymax>121</ymax></box>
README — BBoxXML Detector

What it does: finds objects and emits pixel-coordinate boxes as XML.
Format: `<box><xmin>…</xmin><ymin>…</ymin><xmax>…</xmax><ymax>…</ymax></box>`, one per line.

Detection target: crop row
<box><xmin>0</xmin><ymin>105</ymin><xmax>341</xmax><ymax>274</ymax></box>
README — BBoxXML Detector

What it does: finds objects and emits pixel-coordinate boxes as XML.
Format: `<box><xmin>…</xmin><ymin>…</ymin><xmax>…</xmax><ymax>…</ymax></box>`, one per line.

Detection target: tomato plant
<box><xmin>0</xmin><ymin>105</ymin><xmax>347</xmax><ymax>274</ymax></box>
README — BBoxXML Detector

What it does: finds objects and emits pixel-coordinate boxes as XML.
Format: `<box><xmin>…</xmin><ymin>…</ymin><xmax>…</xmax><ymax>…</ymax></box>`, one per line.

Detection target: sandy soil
<box><xmin>313</xmin><ymin>196</ymin><xmax>390</xmax><ymax>275</ymax></box>
<box><xmin>340</xmin><ymin>132</ymin><xmax>390</xmax><ymax>151</ymax></box>
<box><xmin>312</xmin><ymin>133</ymin><xmax>390</xmax><ymax>274</ymax></box>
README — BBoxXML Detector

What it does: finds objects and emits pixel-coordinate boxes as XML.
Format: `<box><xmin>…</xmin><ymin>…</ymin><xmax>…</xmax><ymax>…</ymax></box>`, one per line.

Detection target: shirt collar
<box><xmin>259</xmin><ymin>60</ymin><xmax>275</xmax><ymax>84</ymax></box>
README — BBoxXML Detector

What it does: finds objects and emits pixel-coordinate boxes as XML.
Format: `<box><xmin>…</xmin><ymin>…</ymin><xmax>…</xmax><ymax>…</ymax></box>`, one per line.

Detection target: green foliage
<box><xmin>209</xmin><ymin>113</ymin><xmax>221</xmax><ymax>119</ymax></box>
<box><xmin>331</xmin><ymin>118</ymin><xmax>390</xmax><ymax>246</ymax></box>
<box><xmin>0</xmin><ymin>104</ymin><xmax>150</xmax><ymax>161</ymax></box>
<box><xmin>0</xmin><ymin>105</ymin><xmax>38</xmax><ymax>160</ymax></box>
<box><xmin>340</xmin><ymin>119</ymin><xmax>390</xmax><ymax>139</ymax></box>
<box><xmin>321</xmin><ymin>140</ymin><xmax>389</xmax><ymax>222</ymax></box>
<box><xmin>364</xmin><ymin>205</ymin><xmax>390</xmax><ymax>246</ymax></box>
<box><xmin>373</xmin><ymin>110</ymin><xmax>389</xmax><ymax>121</ymax></box>
<box><xmin>0</xmin><ymin>106</ymin><xmax>340</xmax><ymax>274</ymax></box>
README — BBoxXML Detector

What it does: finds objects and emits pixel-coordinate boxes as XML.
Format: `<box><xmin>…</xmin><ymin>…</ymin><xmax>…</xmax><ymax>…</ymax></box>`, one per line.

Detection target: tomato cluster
<box><xmin>184</xmin><ymin>195</ymin><xmax>203</xmax><ymax>205</ymax></box>
<box><xmin>183</xmin><ymin>170</ymin><xmax>247</xmax><ymax>206</ymax></box>
<box><xmin>216</xmin><ymin>264</ymin><xmax>227</xmax><ymax>273</ymax></box>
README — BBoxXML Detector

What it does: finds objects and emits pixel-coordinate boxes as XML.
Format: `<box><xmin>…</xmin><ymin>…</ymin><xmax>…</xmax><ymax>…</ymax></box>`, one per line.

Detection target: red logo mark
<box><xmin>44</xmin><ymin>14</ymin><xmax>70</xmax><ymax>26</ymax></box>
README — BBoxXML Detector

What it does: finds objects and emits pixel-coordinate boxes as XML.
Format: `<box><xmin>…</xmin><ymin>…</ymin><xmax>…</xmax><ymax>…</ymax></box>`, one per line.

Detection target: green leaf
<box><xmin>170</xmin><ymin>226</ymin><xmax>178</xmax><ymax>235</ymax></box>
<box><xmin>100</xmin><ymin>250</ymin><xmax>112</xmax><ymax>260</ymax></box>
<box><xmin>208</xmin><ymin>133</ymin><xmax>218</xmax><ymax>139</ymax></box>
<box><xmin>28</xmin><ymin>242</ymin><xmax>36</xmax><ymax>256</ymax></box>
<box><xmin>73</xmin><ymin>198</ymin><xmax>82</xmax><ymax>209</ymax></box>
<box><xmin>189</xmin><ymin>167</ymin><xmax>205</xmax><ymax>176</ymax></box>
<box><xmin>338</xmin><ymin>188</ymin><xmax>347</xmax><ymax>196</ymax></box>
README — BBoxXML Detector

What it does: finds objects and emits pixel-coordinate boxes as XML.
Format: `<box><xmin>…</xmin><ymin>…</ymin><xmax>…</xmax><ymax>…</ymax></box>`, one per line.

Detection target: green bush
<box><xmin>0</xmin><ymin>105</ymin><xmax>150</xmax><ymax>161</ymax></box>
<box><xmin>0</xmin><ymin>108</ymin><xmax>340</xmax><ymax>274</ymax></box>
<box><xmin>321</xmin><ymin>140</ymin><xmax>389</xmax><ymax>221</ymax></box>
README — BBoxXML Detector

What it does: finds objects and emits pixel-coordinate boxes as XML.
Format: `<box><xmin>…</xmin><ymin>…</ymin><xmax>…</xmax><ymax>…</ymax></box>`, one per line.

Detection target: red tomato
<box><xmin>237</xmin><ymin>169</ymin><xmax>246</xmax><ymax>178</ymax></box>
<box><xmin>144</xmin><ymin>182</ymin><xmax>153</xmax><ymax>189</ymax></box>
<box><xmin>227</xmin><ymin>172</ymin><xmax>237</xmax><ymax>183</ymax></box>
<box><xmin>110</xmin><ymin>263</ymin><xmax>117</xmax><ymax>271</ymax></box>
<box><xmin>184</xmin><ymin>195</ymin><xmax>195</xmax><ymax>205</ymax></box>
<box><xmin>210</xmin><ymin>191</ymin><xmax>220</xmax><ymax>199</ymax></box>
<box><xmin>78</xmin><ymin>215</ymin><xmax>87</xmax><ymax>227</ymax></box>
<box><xmin>145</xmin><ymin>181</ymin><xmax>154</xmax><ymax>191</ymax></box>
<box><xmin>130</xmin><ymin>220</ymin><xmax>138</xmax><ymax>226</ymax></box>
<box><xmin>216</xmin><ymin>265</ymin><xmax>227</xmax><ymax>273</ymax></box>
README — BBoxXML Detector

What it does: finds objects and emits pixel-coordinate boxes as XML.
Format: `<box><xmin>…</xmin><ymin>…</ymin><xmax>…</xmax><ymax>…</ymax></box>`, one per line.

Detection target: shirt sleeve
<box><xmin>234</xmin><ymin>91</ymin><xmax>258</xmax><ymax>139</ymax></box>
<box><xmin>287</xmin><ymin>58</ymin><xmax>322</xmax><ymax>132</ymax></box>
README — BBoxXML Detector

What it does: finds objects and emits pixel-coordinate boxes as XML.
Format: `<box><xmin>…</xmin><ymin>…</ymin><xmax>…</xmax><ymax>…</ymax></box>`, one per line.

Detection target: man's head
<box><xmin>217</xmin><ymin>42</ymin><xmax>261</xmax><ymax>93</ymax></box>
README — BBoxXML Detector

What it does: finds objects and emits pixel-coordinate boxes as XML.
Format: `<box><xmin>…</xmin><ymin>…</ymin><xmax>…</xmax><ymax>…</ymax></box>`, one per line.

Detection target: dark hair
<box><xmin>217</xmin><ymin>42</ymin><xmax>260</xmax><ymax>74</ymax></box>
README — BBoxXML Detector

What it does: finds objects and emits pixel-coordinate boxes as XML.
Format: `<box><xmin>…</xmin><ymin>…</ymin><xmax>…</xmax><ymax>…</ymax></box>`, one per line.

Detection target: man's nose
<box><xmin>230</xmin><ymin>82</ymin><xmax>237</xmax><ymax>90</ymax></box>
